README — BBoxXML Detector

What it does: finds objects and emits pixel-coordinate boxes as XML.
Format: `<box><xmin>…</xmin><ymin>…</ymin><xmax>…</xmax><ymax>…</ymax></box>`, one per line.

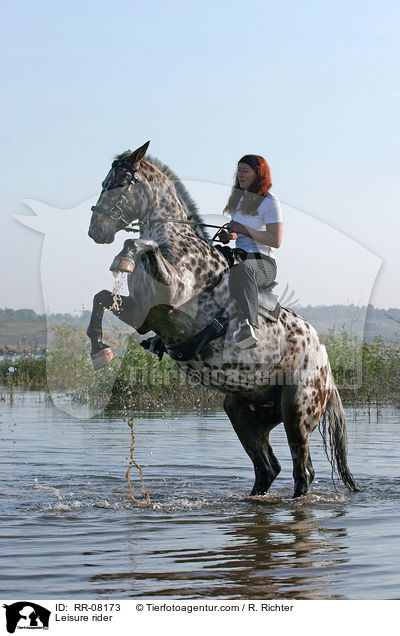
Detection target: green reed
<box><xmin>1</xmin><ymin>325</ymin><xmax>400</xmax><ymax>411</ymax></box>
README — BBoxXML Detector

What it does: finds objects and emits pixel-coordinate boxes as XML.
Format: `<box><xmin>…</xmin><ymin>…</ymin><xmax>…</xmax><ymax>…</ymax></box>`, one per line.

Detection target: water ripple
<box><xmin>1</xmin><ymin>391</ymin><xmax>400</xmax><ymax>599</ymax></box>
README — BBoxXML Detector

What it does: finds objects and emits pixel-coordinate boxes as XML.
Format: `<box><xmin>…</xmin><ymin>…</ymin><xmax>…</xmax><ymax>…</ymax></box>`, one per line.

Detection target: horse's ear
<box><xmin>130</xmin><ymin>140</ymin><xmax>150</xmax><ymax>165</ymax></box>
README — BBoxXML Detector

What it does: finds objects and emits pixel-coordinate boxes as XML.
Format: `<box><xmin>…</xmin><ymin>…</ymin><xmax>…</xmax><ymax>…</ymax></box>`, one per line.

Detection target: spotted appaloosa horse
<box><xmin>87</xmin><ymin>141</ymin><xmax>359</xmax><ymax>498</ymax></box>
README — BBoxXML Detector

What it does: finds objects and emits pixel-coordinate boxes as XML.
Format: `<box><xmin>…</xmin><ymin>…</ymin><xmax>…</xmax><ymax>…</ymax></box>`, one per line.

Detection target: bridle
<box><xmin>90</xmin><ymin>159</ymin><xmax>141</xmax><ymax>230</ymax></box>
<box><xmin>91</xmin><ymin>160</ymin><xmax>232</xmax><ymax>239</ymax></box>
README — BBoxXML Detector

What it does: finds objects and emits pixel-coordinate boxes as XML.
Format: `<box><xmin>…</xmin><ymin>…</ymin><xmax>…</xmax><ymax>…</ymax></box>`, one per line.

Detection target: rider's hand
<box><xmin>227</xmin><ymin>221</ymin><xmax>247</xmax><ymax>236</ymax></box>
<box><xmin>218</xmin><ymin>229</ymin><xmax>237</xmax><ymax>244</ymax></box>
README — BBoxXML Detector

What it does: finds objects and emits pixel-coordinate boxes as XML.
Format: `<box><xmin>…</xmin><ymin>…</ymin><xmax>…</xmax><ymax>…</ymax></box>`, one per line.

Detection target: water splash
<box><xmin>122</xmin><ymin>406</ymin><xmax>151</xmax><ymax>506</ymax></box>
<box><xmin>108</xmin><ymin>271</ymin><xmax>125</xmax><ymax>314</ymax></box>
<box><xmin>34</xmin><ymin>478</ymin><xmax>62</xmax><ymax>500</ymax></box>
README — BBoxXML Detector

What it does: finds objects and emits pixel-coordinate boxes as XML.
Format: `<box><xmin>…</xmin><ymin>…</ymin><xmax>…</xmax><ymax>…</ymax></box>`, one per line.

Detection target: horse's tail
<box><xmin>320</xmin><ymin>384</ymin><xmax>359</xmax><ymax>491</ymax></box>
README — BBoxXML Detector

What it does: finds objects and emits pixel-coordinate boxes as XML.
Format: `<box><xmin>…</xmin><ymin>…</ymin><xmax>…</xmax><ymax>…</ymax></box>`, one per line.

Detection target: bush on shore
<box><xmin>0</xmin><ymin>352</ymin><xmax>46</xmax><ymax>388</ymax></box>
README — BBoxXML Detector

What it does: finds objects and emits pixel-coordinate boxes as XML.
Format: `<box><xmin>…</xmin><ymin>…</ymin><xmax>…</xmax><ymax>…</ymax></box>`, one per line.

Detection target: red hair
<box><xmin>224</xmin><ymin>155</ymin><xmax>272</xmax><ymax>216</ymax></box>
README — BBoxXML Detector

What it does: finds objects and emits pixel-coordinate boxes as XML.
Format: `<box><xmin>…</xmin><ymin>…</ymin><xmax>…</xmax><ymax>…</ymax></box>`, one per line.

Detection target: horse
<box><xmin>87</xmin><ymin>141</ymin><xmax>359</xmax><ymax>498</ymax></box>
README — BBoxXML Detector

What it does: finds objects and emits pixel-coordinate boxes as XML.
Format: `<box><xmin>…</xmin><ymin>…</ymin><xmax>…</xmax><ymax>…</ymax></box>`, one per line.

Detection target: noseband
<box><xmin>91</xmin><ymin>159</ymin><xmax>141</xmax><ymax>228</ymax></box>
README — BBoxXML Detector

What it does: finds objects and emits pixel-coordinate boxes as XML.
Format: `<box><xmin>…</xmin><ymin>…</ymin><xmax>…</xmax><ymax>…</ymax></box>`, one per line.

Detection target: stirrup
<box><xmin>233</xmin><ymin>319</ymin><xmax>259</xmax><ymax>350</ymax></box>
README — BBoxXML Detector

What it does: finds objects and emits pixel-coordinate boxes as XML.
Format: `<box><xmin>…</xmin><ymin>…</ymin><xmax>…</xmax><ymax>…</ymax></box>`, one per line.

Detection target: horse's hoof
<box><xmin>292</xmin><ymin>489</ymin><xmax>308</xmax><ymax>498</ymax></box>
<box><xmin>109</xmin><ymin>256</ymin><xmax>135</xmax><ymax>274</ymax></box>
<box><xmin>91</xmin><ymin>347</ymin><xmax>114</xmax><ymax>370</ymax></box>
<box><xmin>250</xmin><ymin>486</ymin><xmax>270</xmax><ymax>497</ymax></box>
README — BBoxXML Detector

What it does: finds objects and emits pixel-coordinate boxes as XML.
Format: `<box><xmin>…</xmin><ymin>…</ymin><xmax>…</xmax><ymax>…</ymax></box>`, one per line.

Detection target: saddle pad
<box><xmin>258</xmin><ymin>290</ymin><xmax>280</xmax><ymax>322</ymax></box>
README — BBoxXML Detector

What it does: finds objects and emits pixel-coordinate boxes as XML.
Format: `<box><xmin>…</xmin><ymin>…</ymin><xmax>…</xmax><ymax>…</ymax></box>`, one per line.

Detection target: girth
<box><xmin>140</xmin><ymin>305</ymin><xmax>232</xmax><ymax>362</ymax></box>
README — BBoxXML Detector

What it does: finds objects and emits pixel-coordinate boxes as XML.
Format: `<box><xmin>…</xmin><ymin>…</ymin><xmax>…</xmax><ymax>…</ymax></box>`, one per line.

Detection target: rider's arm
<box><xmin>227</xmin><ymin>221</ymin><xmax>283</xmax><ymax>249</ymax></box>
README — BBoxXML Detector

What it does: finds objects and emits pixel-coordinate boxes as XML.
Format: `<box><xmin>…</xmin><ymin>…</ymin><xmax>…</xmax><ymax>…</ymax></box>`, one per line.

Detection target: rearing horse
<box><xmin>87</xmin><ymin>141</ymin><xmax>358</xmax><ymax>498</ymax></box>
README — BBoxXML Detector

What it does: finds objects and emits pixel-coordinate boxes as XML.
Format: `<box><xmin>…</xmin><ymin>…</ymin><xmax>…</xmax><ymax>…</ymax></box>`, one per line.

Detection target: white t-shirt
<box><xmin>230</xmin><ymin>191</ymin><xmax>283</xmax><ymax>257</ymax></box>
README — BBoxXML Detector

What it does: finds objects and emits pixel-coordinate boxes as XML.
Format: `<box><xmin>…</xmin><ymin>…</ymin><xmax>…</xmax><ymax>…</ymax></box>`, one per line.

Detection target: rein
<box><xmin>153</xmin><ymin>219</ymin><xmax>231</xmax><ymax>241</ymax></box>
<box><xmin>91</xmin><ymin>204</ymin><xmax>230</xmax><ymax>237</ymax></box>
<box><xmin>91</xmin><ymin>160</ymin><xmax>230</xmax><ymax>239</ymax></box>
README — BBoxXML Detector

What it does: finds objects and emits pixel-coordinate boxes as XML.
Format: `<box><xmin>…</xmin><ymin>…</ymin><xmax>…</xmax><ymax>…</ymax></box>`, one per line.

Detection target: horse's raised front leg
<box><xmin>86</xmin><ymin>290</ymin><xmax>141</xmax><ymax>370</ymax></box>
<box><xmin>223</xmin><ymin>393</ymin><xmax>281</xmax><ymax>496</ymax></box>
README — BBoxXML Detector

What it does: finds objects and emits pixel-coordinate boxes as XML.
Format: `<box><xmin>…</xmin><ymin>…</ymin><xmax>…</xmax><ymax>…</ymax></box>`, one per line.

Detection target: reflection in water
<box><xmin>211</xmin><ymin>507</ymin><xmax>347</xmax><ymax>599</ymax></box>
<box><xmin>89</xmin><ymin>501</ymin><xmax>349</xmax><ymax>599</ymax></box>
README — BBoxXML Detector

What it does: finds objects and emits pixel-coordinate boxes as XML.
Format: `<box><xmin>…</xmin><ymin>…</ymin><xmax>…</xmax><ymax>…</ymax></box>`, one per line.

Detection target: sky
<box><xmin>1</xmin><ymin>0</ymin><xmax>400</xmax><ymax>313</ymax></box>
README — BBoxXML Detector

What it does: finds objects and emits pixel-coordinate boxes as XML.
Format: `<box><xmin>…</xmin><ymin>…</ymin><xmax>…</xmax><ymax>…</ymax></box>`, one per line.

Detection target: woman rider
<box><xmin>220</xmin><ymin>154</ymin><xmax>283</xmax><ymax>349</ymax></box>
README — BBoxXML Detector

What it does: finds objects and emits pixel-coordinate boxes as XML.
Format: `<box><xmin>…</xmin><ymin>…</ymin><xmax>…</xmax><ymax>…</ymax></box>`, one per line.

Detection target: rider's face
<box><xmin>237</xmin><ymin>163</ymin><xmax>257</xmax><ymax>190</ymax></box>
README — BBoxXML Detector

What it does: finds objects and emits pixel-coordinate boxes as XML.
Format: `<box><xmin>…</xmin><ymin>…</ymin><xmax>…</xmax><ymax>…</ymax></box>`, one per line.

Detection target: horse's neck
<box><xmin>139</xmin><ymin>202</ymin><xmax>184</xmax><ymax>246</ymax></box>
<box><xmin>139</xmin><ymin>163</ymin><xmax>187</xmax><ymax>243</ymax></box>
<box><xmin>139</xmin><ymin>161</ymin><xmax>219</xmax><ymax>254</ymax></box>
<box><xmin>135</xmin><ymin>161</ymin><xmax>229</xmax><ymax>343</ymax></box>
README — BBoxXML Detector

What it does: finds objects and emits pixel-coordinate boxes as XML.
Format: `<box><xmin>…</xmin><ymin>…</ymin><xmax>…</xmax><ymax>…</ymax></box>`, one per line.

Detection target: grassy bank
<box><xmin>0</xmin><ymin>352</ymin><xmax>47</xmax><ymax>389</ymax></box>
<box><xmin>1</xmin><ymin>325</ymin><xmax>400</xmax><ymax>411</ymax></box>
<box><xmin>0</xmin><ymin>325</ymin><xmax>222</xmax><ymax>409</ymax></box>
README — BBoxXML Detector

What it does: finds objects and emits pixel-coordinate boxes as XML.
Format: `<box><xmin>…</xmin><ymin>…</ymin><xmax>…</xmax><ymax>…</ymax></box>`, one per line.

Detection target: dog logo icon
<box><xmin>3</xmin><ymin>602</ymin><xmax>51</xmax><ymax>634</ymax></box>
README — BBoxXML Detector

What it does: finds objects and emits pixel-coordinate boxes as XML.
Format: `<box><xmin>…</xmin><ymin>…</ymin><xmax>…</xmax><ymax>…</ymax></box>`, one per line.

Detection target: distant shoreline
<box><xmin>1</xmin><ymin>304</ymin><xmax>399</xmax><ymax>354</ymax></box>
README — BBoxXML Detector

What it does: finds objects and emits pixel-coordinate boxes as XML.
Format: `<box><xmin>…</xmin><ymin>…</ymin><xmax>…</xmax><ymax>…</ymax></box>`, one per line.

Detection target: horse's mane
<box><xmin>114</xmin><ymin>150</ymin><xmax>210</xmax><ymax>243</ymax></box>
<box><xmin>147</xmin><ymin>156</ymin><xmax>211</xmax><ymax>243</ymax></box>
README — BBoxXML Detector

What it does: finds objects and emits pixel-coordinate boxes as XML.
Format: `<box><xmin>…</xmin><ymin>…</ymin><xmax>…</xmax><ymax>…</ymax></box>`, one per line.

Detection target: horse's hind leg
<box><xmin>86</xmin><ymin>291</ymin><xmax>139</xmax><ymax>370</ymax></box>
<box><xmin>224</xmin><ymin>394</ymin><xmax>281</xmax><ymax>496</ymax></box>
<box><xmin>284</xmin><ymin>425</ymin><xmax>316</xmax><ymax>498</ymax></box>
<box><xmin>282</xmin><ymin>392</ymin><xmax>318</xmax><ymax>497</ymax></box>
<box><xmin>306</xmin><ymin>453</ymin><xmax>315</xmax><ymax>486</ymax></box>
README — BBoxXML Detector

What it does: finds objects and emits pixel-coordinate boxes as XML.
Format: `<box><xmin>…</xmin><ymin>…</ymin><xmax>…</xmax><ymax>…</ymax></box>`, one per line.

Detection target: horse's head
<box><xmin>88</xmin><ymin>141</ymin><xmax>151</xmax><ymax>243</ymax></box>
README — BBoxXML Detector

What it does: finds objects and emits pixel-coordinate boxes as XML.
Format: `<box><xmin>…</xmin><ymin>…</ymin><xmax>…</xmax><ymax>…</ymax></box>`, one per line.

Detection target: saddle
<box><xmin>258</xmin><ymin>288</ymin><xmax>281</xmax><ymax>322</ymax></box>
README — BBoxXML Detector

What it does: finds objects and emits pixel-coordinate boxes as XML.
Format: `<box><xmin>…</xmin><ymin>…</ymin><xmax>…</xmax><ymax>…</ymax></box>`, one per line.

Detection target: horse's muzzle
<box><xmin>88</xmin><ymin>223</ymin><xmax>115</xmax><ymax>244</ymax></box>
<box><xmin>88</xmin><ymin>207</ymin><xmax>116</xmax><ymax>243</ymax></box>
<box><xmin>91</xmin><ymin>205</ymin><xmax>110</xmax><ymax>216</ymax></box>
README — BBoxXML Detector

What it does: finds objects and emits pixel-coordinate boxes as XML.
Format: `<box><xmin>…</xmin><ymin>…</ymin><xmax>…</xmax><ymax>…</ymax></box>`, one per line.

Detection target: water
<box><xmin>1</xmin><ymin>391</ymin><xmax>400</xmax><ymax>599</ymax></box>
